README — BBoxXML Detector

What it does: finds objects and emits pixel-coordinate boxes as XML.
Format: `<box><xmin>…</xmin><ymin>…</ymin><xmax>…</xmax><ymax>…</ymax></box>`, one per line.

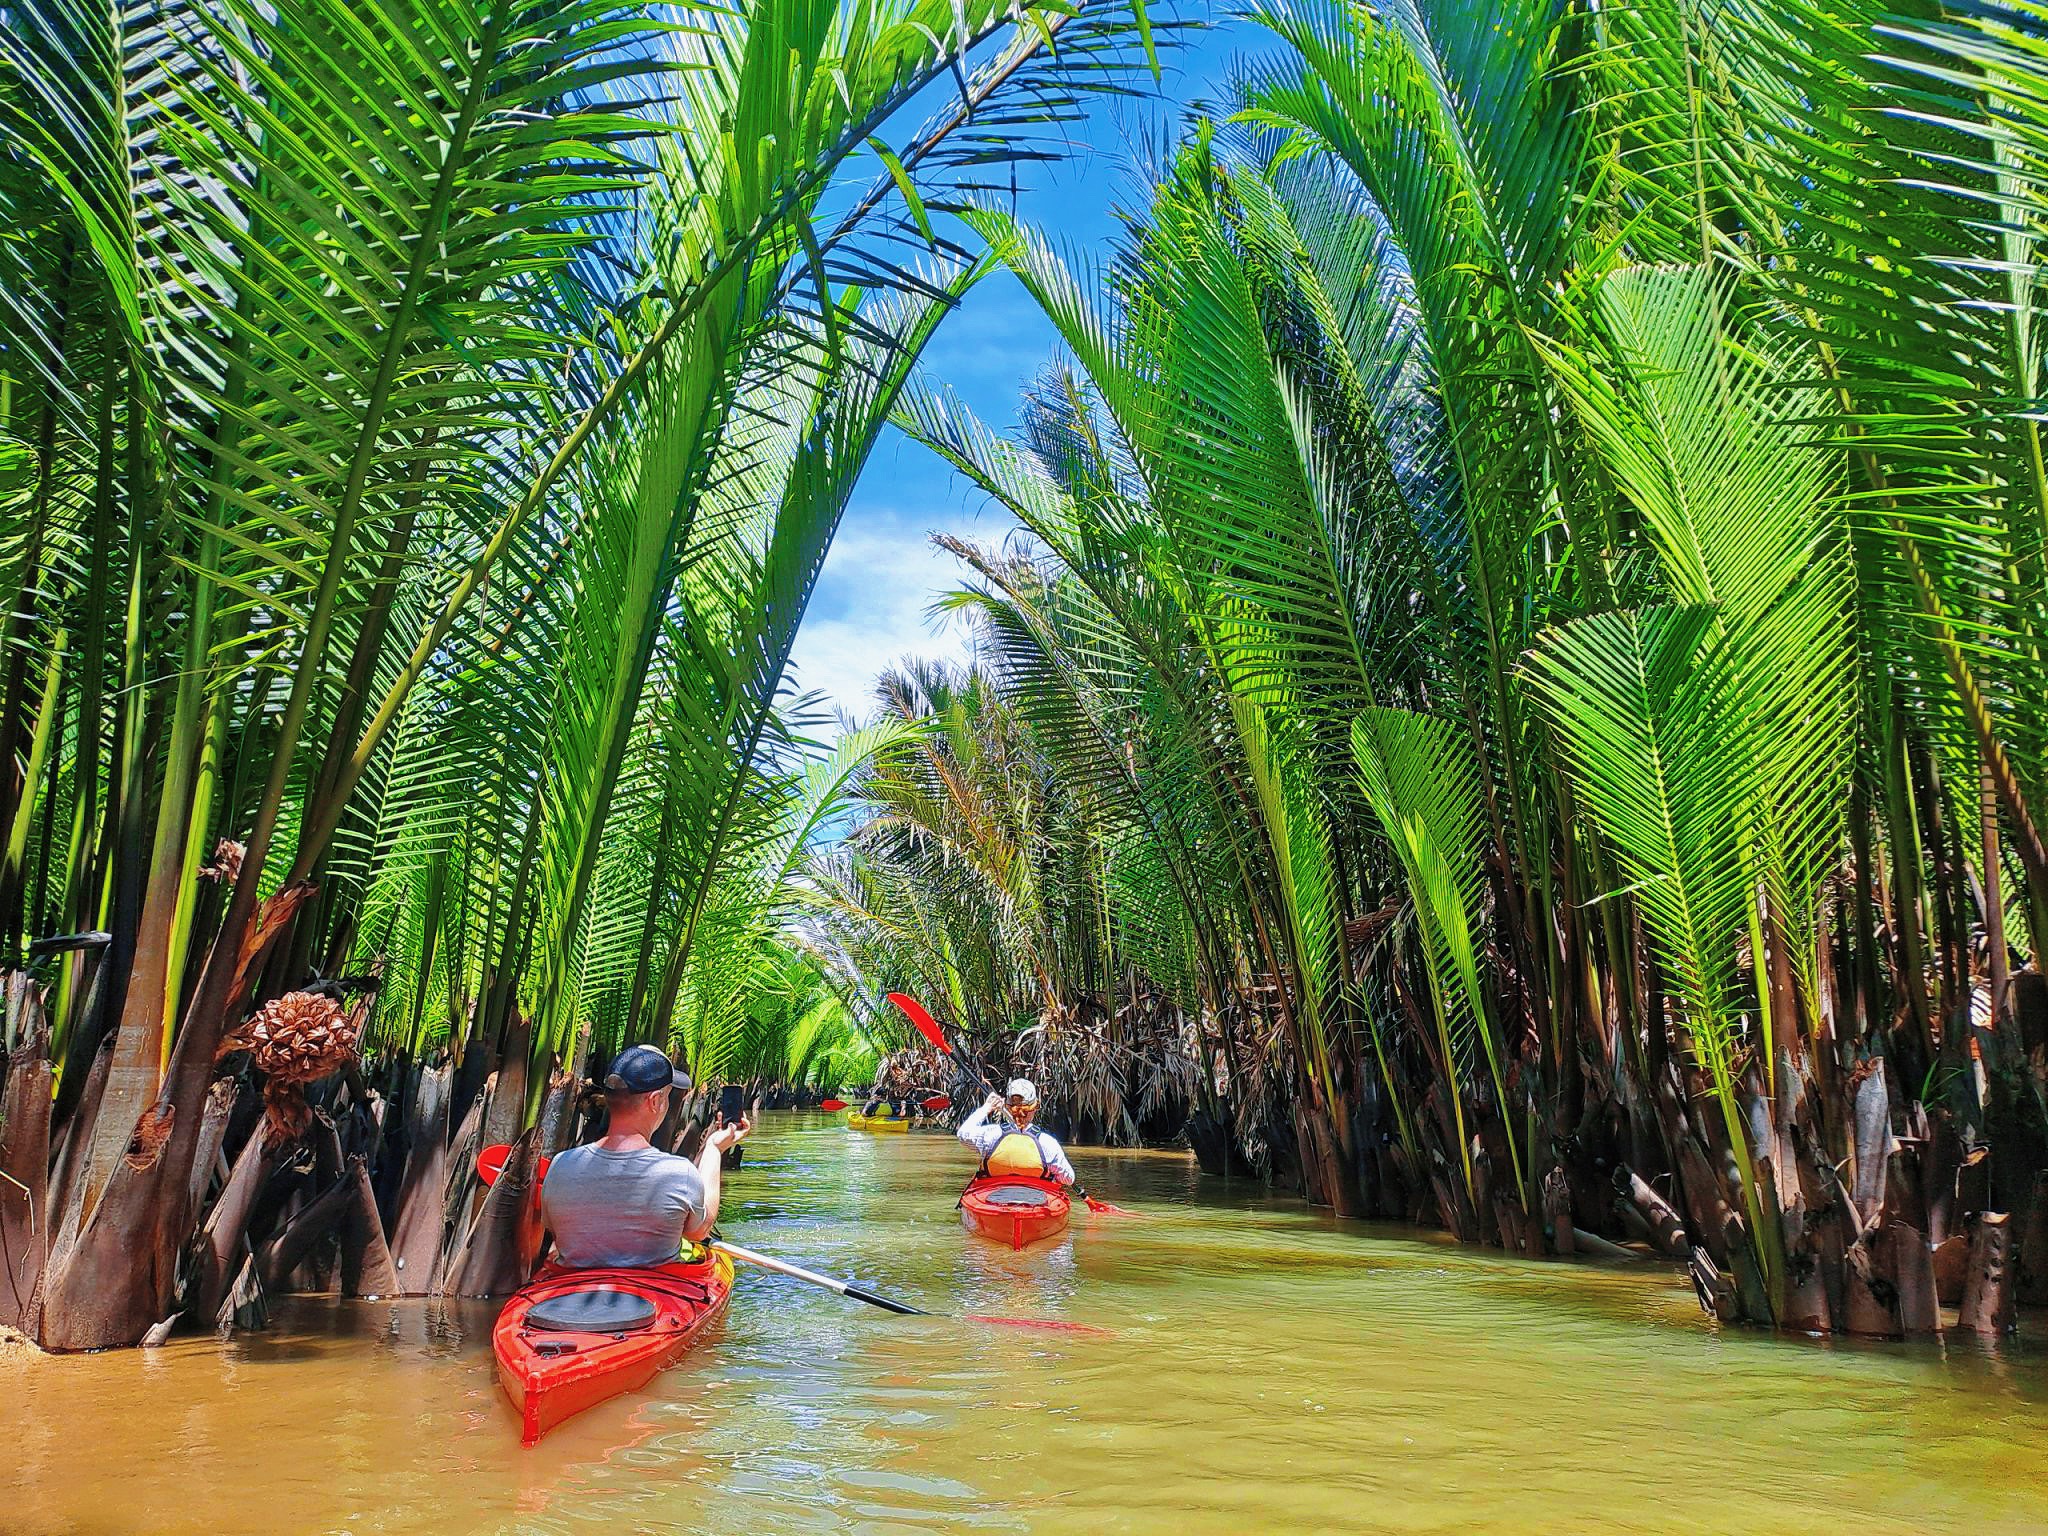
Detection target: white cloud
<box><xmin>783</xmin><ymin>150</ymin><xmax>1174</xmax><ymax>729</ymax></box>
<box><xmin>786</xmin><ymin>267</ymin><xmax>1061</xmax><ymax>725</ymax></box>
<box><xmin>786</xmin><ymin>431</ymin><xmax>1020</xmax><ymax>722</ymax></box>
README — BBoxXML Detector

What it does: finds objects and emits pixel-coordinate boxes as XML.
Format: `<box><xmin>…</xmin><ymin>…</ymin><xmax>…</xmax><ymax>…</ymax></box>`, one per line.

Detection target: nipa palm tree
<box><xmin>871</xmin><ymin>0</ymin><xmax>2048</xmax><ymax>1331</ymax></box>
<box><xmin>0</xmin><ymin>0</ymin><xmax>1171</xmax><ymax>1347</ymax></box>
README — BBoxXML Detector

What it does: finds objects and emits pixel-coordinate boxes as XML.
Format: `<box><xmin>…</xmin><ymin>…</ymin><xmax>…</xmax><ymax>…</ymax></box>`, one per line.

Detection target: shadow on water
<box><xmin>5</xmin><ymin>1111</ymin><xmax>2047</xmax><ymax>1535</ymax></box>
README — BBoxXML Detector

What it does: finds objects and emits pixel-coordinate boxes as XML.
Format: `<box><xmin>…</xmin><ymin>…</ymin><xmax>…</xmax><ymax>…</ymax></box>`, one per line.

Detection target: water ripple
<box><xmin>4</xmin><ymin>1113</ymin><xmax>2045</xmax><ymax>1535</ymax></box>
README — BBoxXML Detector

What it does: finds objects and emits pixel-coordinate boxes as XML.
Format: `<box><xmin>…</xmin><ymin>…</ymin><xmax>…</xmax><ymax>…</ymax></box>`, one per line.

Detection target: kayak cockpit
<box><xmin>978</xmin><ymin>1183</ymin><xmax>1054</xmax><ymax>1207</ymax></box>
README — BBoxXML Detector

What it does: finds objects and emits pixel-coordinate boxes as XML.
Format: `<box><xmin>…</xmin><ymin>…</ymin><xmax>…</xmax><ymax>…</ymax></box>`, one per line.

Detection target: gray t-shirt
<box><xmin>540</xmin><ymin>1143</ymin><xmax>707</xmax><ymax>1268</ymax></box>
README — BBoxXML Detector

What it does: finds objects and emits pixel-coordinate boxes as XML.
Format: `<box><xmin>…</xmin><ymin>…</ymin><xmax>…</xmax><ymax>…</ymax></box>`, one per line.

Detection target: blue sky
<box><xmin>784</xmin><ymin>11</ymin><xmax>1249</xmax><ymax>720</ymax></box>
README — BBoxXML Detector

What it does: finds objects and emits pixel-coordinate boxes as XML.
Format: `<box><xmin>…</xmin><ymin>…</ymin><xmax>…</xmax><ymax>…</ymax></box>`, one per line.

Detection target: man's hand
<box><xmin>706</xmin><ymin>1114</ymin><xmax>751</xmax><ymax>1153</ymax></box>
<box><xmin>982</xmin><ymin>1091</ymin><xmax>1004</xmax><ymax>1117</ymax></box>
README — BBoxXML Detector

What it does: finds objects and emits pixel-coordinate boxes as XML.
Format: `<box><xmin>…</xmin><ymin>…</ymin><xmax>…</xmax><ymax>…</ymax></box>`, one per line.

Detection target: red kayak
<box><xmin>960</xmin><ymin>1174</ymin><xmax>1071</xmax><ymax>1250</ymax></box>
<box><xmin>493</xmin><ymin>1251</ymin><xmax>735</xmax><ymax>1445</ymax></box>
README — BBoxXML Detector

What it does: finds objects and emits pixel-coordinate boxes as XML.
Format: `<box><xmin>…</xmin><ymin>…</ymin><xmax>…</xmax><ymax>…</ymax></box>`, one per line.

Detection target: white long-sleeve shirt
<box><xmin>956</xmin><ymin>1103</ymin><xmax>1075</xmax><ymax>1184</ymax></box>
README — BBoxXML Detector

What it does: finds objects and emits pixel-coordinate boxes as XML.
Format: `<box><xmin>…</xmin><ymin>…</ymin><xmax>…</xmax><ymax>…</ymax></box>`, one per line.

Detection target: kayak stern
<box><xmin>493</xmin><ymin>1252</ymin><xmax>735</xmax><ymax>1446</ymax></box>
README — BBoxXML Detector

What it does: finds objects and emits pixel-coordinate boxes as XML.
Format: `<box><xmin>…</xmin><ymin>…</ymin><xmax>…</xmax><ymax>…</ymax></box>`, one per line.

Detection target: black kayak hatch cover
<box><xmin>982</xmin><ymin>1185</ymin><xmax>1052</xmax><ymax>1208</ymax></box>
<box><xmin>526</xmin><ymin>1288</ymin><xmax>659</xmax><ymax>1333</ymax></box>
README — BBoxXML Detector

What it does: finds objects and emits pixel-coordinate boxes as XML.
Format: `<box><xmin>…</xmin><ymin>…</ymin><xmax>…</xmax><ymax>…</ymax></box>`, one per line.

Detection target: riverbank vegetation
<box><xmin>825</xmin><ymin>0</ymin><xmax>2048</xmax><ymax>1335</ymax></box>
<box><xmin>799</xmin><ymin>662</ymin><xmax>1205</xmax><ymax>1146</ymax></box>
<box><xmin>3</xmin><ymin>0</ymin><xmax>2046</xmax><ymax>1358</ymax></box>
<box><xmin>0</xmin><ymin>0</ymin><xmax>1165</xmax><ymax>1349</ymax></box>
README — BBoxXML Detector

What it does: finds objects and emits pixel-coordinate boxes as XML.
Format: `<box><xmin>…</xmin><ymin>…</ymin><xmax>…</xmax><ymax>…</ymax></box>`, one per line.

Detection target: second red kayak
<box><xmin>494</xmin><ymin>1251</ymin><xmax>735</xmax><ymax>1445</ymax></box>
<box><xmin>960</xmin><ymin>1174</ymin><xmax>1071</xmax><ymax>1250</ymax></box>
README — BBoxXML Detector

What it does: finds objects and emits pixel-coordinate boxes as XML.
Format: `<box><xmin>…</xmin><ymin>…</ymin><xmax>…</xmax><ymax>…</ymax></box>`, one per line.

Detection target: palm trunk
<box><xmin>49</xmin><ymin>352</ymin><xmax>122</xmax><ymax>1058</ymax></box>
<box><xmin>387</xmin><ymin>1058</ymin><xmax>452</xmax><ymax>1296</ymax></box>
<box><xmin>1981</xmin><ymin>759</ymin><xmax>2009</xmax><ymax>1026</ymax></box>
<box><xmin>0</xmin><ymin>990</ymin><xmax>53</xmax><ymax>1338</ymax></box>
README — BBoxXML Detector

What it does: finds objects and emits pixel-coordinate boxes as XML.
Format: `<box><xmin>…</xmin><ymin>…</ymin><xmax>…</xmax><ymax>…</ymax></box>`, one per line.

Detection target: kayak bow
<box><xmin>845</xmin><ymin>1111</ymin><xmax>909</xmax><ymax>1133</ymax></box>
<box><xmin>959</xmin><ymin>1174</ymin><xmax>1071</xmax><ymax>1250</ymax></box>
<box><xmin>494</xmin><ymin>1251</ymin><xmax>735</xmax><ymax>1446</ymax></box>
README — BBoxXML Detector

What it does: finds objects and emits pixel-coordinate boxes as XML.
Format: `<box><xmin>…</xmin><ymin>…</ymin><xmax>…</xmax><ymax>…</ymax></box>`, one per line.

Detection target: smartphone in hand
<box><xmin>716</xmin><ymin>1083</ymin><xmax>746</xmax><ymax>1168</ymax></box>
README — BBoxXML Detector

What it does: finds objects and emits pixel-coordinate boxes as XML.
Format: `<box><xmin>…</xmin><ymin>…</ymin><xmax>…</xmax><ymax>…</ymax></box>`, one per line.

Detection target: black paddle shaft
<box><xmin>845</xmin><ymin>1283</ymin><xmax>924</xmax><ymax>1316</ymax></box>
<box><xmin>713</xmin><ymin>1240</ymin><xmax>927</xmax><ymax>1316</ymax></box>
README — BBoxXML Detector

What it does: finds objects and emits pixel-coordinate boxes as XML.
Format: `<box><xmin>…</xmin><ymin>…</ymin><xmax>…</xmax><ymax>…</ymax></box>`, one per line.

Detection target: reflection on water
<box><xmin>7</xmin><ymin>1114</ymin><xmax>2046</xmax><ymax>1534</ymax></box>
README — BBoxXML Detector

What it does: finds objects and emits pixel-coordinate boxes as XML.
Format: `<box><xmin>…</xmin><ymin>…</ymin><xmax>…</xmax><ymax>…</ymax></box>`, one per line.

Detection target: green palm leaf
<box><xmin>1352</xmin><ymin>705</ymin><xmax>1516</xmax><ymax>1197</ymax></box>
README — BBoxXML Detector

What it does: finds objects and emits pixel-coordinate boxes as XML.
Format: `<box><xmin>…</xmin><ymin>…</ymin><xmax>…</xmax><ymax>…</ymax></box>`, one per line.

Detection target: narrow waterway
<box><xmin>7</xmin><ymin>1113</ymin><xmax>2046</xmax><ymax>1534</ymax></box>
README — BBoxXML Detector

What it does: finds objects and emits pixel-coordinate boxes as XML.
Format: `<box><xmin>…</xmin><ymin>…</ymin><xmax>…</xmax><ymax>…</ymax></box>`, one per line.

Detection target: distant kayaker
<box><xmin>862</xmin><ymin>1063</ymin><xmax>907</xmax><ymax>1119</ymax></box>
<box><xmin>541</xmin><ymin>1045</ymin><xmax>750</xmax><ymax>1268</ymax></box>
<box><xmin>861</xmin><ymin>1089</ymin><xmax>901</xmax><ymax>1118</ymax></box>
<box><xmin>956</xmin><ymin>1078</ymin><xmax>1088</xmax><ymax>1196</ymax></box>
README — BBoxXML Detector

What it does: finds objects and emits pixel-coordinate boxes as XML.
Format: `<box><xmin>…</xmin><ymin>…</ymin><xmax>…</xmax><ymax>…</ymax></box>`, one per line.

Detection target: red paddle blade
<box><xmin>1084</xmin><ymin>1196</ymin><xmax>1137</xmax><ymax>1216</ymax></box>
<box><xmin>921</xmin><ymin>1094</ymin><xmax>952</xmax><ymax>1111</ymax></box>
<box><xmin>476</xmin><ymin>1143</ymin><xmax>550</xmax><ymax>1188</ymax></box>
<box><xmin>819</xmin><ymin>1099</ymin><xmax>848</xmax><ymax>1112</ymax></box>
<box><xmin>884</xmin><ymin>992</ymin><xmax>951</xmax><ymax>1056</ymax></box>
<box><xmin>966</xmin><ymin>1314</ymin><xmax>1114</xmax><ymax>1336</ymax></box>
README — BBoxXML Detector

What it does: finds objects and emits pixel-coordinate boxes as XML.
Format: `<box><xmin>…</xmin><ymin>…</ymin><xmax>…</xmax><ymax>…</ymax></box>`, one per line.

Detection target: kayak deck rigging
<box><xmin>493</xmin><ymin>1252</ymin><xmax>736</xmax><ymax>1446</ymax></box>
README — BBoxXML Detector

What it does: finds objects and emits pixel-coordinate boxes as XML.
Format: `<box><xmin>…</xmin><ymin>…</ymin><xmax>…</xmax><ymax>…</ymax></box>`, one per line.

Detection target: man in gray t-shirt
<box><xmin>540</xmin><ymin>1045</ymin><xmax>750</xmax><ymax>1269</ymax></box>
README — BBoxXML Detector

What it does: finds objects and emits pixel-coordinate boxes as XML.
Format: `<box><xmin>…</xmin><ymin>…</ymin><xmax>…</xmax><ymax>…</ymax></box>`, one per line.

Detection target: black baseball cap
<box><xmin>603</xmin><ymin>1044</ymin><xmax>691</xmax><ymax>1093</ymax></box>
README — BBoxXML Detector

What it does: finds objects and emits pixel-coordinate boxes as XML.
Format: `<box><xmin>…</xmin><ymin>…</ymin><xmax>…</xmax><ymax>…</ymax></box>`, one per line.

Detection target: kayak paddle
<box><xmin>715</xmin><ymin>1241</ymin><xmax>1108</xmax><ymax>1334</ymax></box>
<box><xmin>819</xmin><ymin>1098</ymin><xmax>848</xmax><ymax>1112</ymax></box>
<box><xmin>711</xmin><ymin>1240</ymin><xmax>922</xmax><ymax>1314</ymax></box>
<box><xmin>885</xmin><ymin>991</ymin><xmax>952</xmax><ymax>1057</ymax></box>
<box><xmin>885</xmin><ymin>992</ymin><xmax>1000</xmax><ymax>1103</ymax></box>
<box><xmin>885</xmin><ymin>997</ymin><xmax>1051</xmax><ymax>1116</ymax></box>
<box><xmin>479</xmin><ymin>1142</ymin><xmax>551</xmax><ymax>1187</ymax></box>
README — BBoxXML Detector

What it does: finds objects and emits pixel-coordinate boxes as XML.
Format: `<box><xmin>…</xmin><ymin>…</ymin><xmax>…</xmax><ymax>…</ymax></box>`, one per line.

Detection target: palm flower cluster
<box><xmin>218</xmin><ymin>992</ymin><xmax>363</xmax><ymax>1142</ymax></box>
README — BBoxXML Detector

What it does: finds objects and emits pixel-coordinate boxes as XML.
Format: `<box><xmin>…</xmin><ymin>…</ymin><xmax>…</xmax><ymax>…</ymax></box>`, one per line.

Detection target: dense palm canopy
<box><xmin>0</xmin><ymin>0</ymin><xmax>1170</xmax><ymax>1347</ymax></box>
<box><xmin>799</xmin><ymin>659</ymin><xmax>1203</xmax><ymax>1144</ymax></box>
<box><xmin>4</xmin><ymin>0</ymin><xmax>2047</xmax><ymax>1352</ymax></box>
<box><xmin>849</xmin><ymin>0</ymin><xmax>2048</xmax><ymax>1329</ymax></box>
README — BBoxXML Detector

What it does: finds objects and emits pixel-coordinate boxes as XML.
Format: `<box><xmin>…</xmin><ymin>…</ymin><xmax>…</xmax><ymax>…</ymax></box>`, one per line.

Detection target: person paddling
<box><xmin>540</xmin><ymin>1045</ymin><xmax>750</xmax><ymax>1268</ymax></box>
<box><xmin>956</xmin><ymin>1078</ymin><xmax>1090</xmax><ymax>1198</ymax></box>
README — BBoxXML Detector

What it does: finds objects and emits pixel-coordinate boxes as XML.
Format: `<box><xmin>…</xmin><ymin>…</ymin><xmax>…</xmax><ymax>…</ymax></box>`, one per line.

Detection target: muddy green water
<box><xmin>6</xmin><ymin>1113</ymin><xmax>2046</xmax><ymax>1534</ymax></box>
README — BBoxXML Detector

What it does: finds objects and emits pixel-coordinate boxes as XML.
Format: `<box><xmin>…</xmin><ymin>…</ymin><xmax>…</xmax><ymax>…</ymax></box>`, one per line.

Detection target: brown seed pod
<box><xmin>219</xmin><ymin>990</ymin><xmax>366</xmax><ymax>1142</ymax></box>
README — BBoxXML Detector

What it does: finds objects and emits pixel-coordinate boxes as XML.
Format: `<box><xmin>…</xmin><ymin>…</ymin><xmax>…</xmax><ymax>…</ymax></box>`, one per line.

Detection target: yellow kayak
<box><xmin>846</xmin><ymin>1111</ymin><xmax>910</xmax><ymax>1133</ymax></box>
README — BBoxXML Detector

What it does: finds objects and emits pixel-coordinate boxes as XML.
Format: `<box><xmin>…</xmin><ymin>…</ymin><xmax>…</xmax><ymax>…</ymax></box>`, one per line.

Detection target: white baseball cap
<box><xmin>1005</xmin><ymin>1078</ymin><xmax>1039</xmax><ymax>1103</ymax></box>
